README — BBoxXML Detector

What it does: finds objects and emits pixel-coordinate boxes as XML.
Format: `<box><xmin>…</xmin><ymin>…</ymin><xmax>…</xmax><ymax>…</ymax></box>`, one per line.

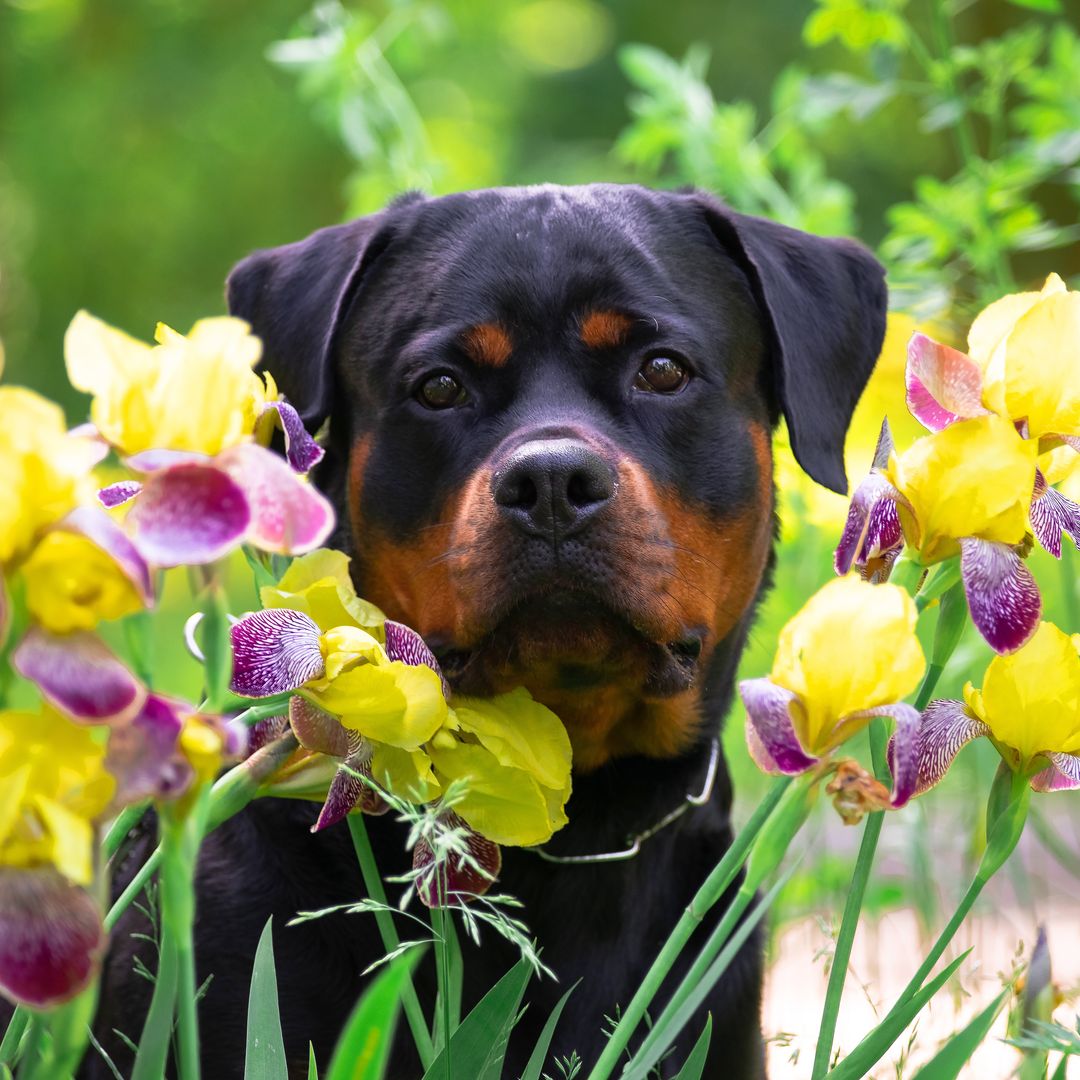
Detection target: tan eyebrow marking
<box><xmin>580</xmin><ymin>310</ymin><xmax>636</xmax><ymax>351</ymax></box>
<box><xmin>462</xmin><ymin>323</ymin><xmax>513</xmax><ymax>368</ymax></box>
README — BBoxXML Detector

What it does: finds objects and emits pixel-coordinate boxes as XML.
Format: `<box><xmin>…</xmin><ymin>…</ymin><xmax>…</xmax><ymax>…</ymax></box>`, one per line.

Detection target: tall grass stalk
<box><xmin>587</xmin><ymin>773</ymin><xmax>793</xmax><ymax>1080</ymax></box>
<box><xmin>347</xmin><ymin>814</ymin><xmax>436</xmax><ymax>1069</ymax></box>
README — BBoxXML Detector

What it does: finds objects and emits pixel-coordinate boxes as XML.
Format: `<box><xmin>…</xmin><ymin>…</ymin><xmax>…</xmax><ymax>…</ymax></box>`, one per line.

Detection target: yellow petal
<box><xmin>316</xmin><ymin>661</ymin><xmax>447</xmax><ymax>748</ymax></box>
<box><xmin>0</xmin><ymin>766</ymin><xmax>30</xmax><ymax>848</ymax></box>
<box><xmin>452</xmin><ymin>688</ymin><xmax>571</xmax><ymax>791</ymax></box>
<box><xmin>262</xmin><ymin>550</ymin><xmax>385</xmax><ymax>632</ymax></box>
<box><xmin>319</xmin><ymin>625</ymin><xmax>386</xmax><ymax>679</ymax></box>
<box><xmin>370</xmin><ymin>743</ymin><xmax>441</xmax><ymax>803</ymax></box>
<box><xmin>22</xmin><ymin>531</ymin><xmax>143</xmax><ymax>633</ymax></box>
<box><xmin>977</xmin><ymin>621</ymin><xmax>1080</xmax><ymax>762</ymax></box>
<box><xmin>33</xmin><ymin>796</ymin><xmax>94</xmax><ymax>885</ymax></box>
<box><xmin>886</xmin><ymin>415</ymin><xmax>1036</xmax><ymax>558</ymax></box>
<box><xmin>769</xmin><ymin>576</ymin><xmax>924</xmax><ymax>754</ymax></box>
<box><xmin>428</xmin><ymin>741</ymin><xmax>563</xmax><ymax>846</ymax></box>
<box><xmin>997</xmin><ymin>291</ymin><xmax>1080</xmax><ymax>438</ymax></box>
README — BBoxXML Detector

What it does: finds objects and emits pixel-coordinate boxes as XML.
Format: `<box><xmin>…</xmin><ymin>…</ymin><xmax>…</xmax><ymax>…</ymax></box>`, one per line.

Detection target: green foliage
<box><xmin>909</xmin><ymin>988</ymin><xmax>1010</xmax><ymax>1079</ymax></box>
<box><xmin>245</xmin><ymin>918</ymin><xmax>288</xmax><ymax>1080</ymax></box>
<box><xmin>519</xmin><ymin>981</ymin><xmax>579</xmax><ymax>1080</ymax></box>
<box><xmin>670</xmin><ymin>1017</ymin><xmax>712</xmax><ymax>1080</ymax></box>
<box><xmin>326</xmin><ymin>952</ymin><xmax>421</xmax><ymax>1080</ymax></box>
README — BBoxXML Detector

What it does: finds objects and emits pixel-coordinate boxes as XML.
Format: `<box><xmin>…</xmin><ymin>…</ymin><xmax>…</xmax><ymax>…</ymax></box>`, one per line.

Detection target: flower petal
<box><xmin>63</xmin><ymin>505</ymin><xmax>154</xmax><ymax>606</ymax></box>
<box><xmin>908</xmin><ymin>699</ymin><xmax>990</xmax><ymax>796</ymax></box>
<box><xmin>413</xmin><ymin>812</ymin><xmax>503</xmax><ymax>907</ymax></box>
<box><xmin>246</xmin><ymin>713</ymin><xmax>289</xmax><ymax>755</ymax></box>
<box><xmin>216</xmin><ymin>443</ymin><xmax>334</xmax><ymax>555</ymax></box>
<box><xmin>124</xmin><ymin>449</ymin><xmax>210</xmax><ymax>473</ymax></box>
<box><xmin>104</xmin><ymin>694</ymin><xmax>191</xmax><ymax>804</ymax></box>
<box><xmin>960</xmin><ymin>538</ymin><xmax>1042</xmax><ymax>654</ymax></box>
<box><xmin>835</xmin><ymin>472</ymin><xmax>894</xmax><ymax>575</ymax></box>
<box><xmin>384</xmin><ymin>620</ymin><xmax>451</xmax><ymax>698</ymax></box>
<box><xmin>311</xmin><ymin>742</ymin><xmax>387</xmax><ymax>833</ymax></box>
<box><xmin>13</xmin><ymin>627</ymin><xmax>145</xmax><ymax>724</ymax></box>
<box><xmin>1030</xmin><ymin>752</ymin><xmax>1080</xmax><ymax>792</ymax></box>
<box><xmin>127</xmin><ymin>463</ymin><xmax>250</xmax><ymax>566</ymax></box>
<box><xmin>261</xmin><ymin>401</ymin><xmax>325</xmax><ymax>474</ymax></box>
<box><xmin>98</xmin><ymin>480</ymin><xmax>142</xmax><ymax>508</ymax></box>
<box><xmin>289</xmin><ymin>694</ymin><xmax>349</xmax><ymax>757</ymax></box>
<box><xmin>906</xmin><ymin>333</ymin><xmax>988</xmax><ymax>431</ymax></box>
<box><xmin>842</xmin><ymin>703</ymin><xmax>921</xmax><ymax>807</ymax></box>
<box><xmin>1030</xmin><ymin>470</ymin><xmax>1080</xmax><ymax>559</ymax></box>
<box><xmin>738</xmin><ymin>678</ymin><xmax>817</xmax><ymax>775</ymax></box>
<box><xmin>229</xmin><ymin>609</ymin><xmax>325</xmax><ymax>698</ymax></box>
<box><xmin>0</xmin><ymin>868</ymin><xmax>106</xmax><ymax>1008</ymax></box>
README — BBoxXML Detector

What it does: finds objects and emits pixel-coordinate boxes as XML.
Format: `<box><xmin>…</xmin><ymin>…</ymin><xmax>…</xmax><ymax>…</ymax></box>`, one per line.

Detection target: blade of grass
<box><xmin>326</xmin><ymin>951</ymin><xmax>422</xmax><ymax>1080</ymax></box>
<box><xmin>672</xmin><ymin>1017</ymin><xmax>712</xmax><ymax>1080</ymax></box>
<box><xmin>245</xmin><ymin>917</ymin><xmax>287</xmax><ymax>1080</ymax></box>
<box><xmin>586</xmin><ymin>773</ymin><xmax>793</xmax><ymax>1080</ymax></box>
<box><xmin>519</xmin><ymin>980</ymin><xmax>580</xmax><ymax>1080</ymax></box>
<box><xmin>824</xmin><ymin>952</ymin><xmax>971</xmax><ymax>1080</ymax></box>
<box><xmin>347</xmin><ymin>815</ymin><xmax>435</xmax><ymax>1070</ymax></box>
<box><xmin>909</xmin><ymin>988</ymin><xmax>1009</xmax><ymax>1080</ymax></box>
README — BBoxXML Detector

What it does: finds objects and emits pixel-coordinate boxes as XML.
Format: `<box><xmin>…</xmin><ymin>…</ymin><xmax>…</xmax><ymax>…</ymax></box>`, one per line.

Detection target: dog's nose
<box><xmin>492</xmin><ymin>438</ymin><xmax>616</xmax><ymax>538</ymax></box>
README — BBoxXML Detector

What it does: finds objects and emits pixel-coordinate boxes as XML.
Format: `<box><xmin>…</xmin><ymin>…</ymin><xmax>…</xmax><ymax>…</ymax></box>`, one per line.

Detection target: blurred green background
<box><xmin>4</xmin><ymin>0</ymin><xmax>1080</xmax><ymax>1065</ymax></box>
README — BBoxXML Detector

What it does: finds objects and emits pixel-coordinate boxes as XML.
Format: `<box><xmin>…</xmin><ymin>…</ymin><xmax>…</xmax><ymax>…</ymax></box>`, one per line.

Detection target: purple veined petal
<box><xmin>261</xmin><ymin>400</ymin><xmax>326</xmax><ymax>474</ymax></box>
<box><xmin>98</xmin><ymin>480</ymin><xmax>143</xmax><ymax>509</ymax></box>
<box><xmin>904</xmin><ymin>699</ymin><xmax>990</xmax><ymax>797</ymax></box>
<box><xmin>13</xmin><ymin>627</ymin><xmax>145</xmax><ymax>724</ymax></box>
<box><xmin>289</xmin><ymin>694</ymin><xmax>349</xmax><ymax>757</ymax></box>
<box><xmin>840</xmin><ymin>703</ymin><xmax>921</xmax><ymax>807</ymax></box>
<box><xmin>61</xmin><ymin>505</ymin><xmax>154</xmax><ymax>606</ymax></box>
<box><xmin>124</xmin><ymin>448</ymin><xmax>210</xmax><ymax>473</ymax></box>
<box><xmin>246</xmin><ymin>714</ymin><xmax>289</xmax><ymax>755</ymax></box>
<box><xmin>413</xmin><ymin>812</ymin><xmax>502</xmax><ymax>908</ymax></box>
<box><xmin>1030</xmin><ymin>752</ymin><xmax>1080</xmax><ymax>793</ymax></box>
<box><xmin>105</xmin><ymin>694</ymin><xmax>191</xmax><ymax>804</ymax></box>
<box><xmin>959</xmin><ymin>538</ymin><xmax>1042</xmax><ymax>654</ymax></box>
<box><xmin>384</xmin><ymin>620</ymin><xmax>451</xmax><ymax>699</ymax></box>
<box><xmin>905</xmin><ymin>334</ymin><xmax>988</xmax><ymax>432</ymax></box>
<box><xmin>1030</xmin><ymin>470</ymin><xmax>1080</xmax><ymax>560</ymax></box>
<box><xmin>127</xmin><ymin>463</ymin><xmax>250</xmax><ymax>567</ymax></box>
<box><xmin>738</xmin><ymin>678</ymin><xmax>817</xmax><ymax>775</ymax></box>
<box><xmin>1060</xmin><ymin>435</ymin><xmax>1080</xmax><ymax>455</ymax></box>
<box><xmin>229</xmin><ymin>608</ymin><xmax>325</xmax><ymax>698</ymax></box>
<box><xmin>311</xmin><ymin>745</ymin><xmax>388</xmax><ymax>834</ymax></box>
<box><xmin>216</xmin><ymin>443</ymin><xmax>334</xmax><ymax>556</ymax></box>
<box><xmin>863</xmin><ymin>488</ymin><xmax>903</xmax><ymax>560</ymax></box>
<box><xmin>835</xmin><ymin>472</ymin><xmax>892</xmax><ymax>575</ymax></box>
<box><xmin>870</xmin><ymin>416</ymin><xmax>895</xmax><ymax>471</ymax></box>
<box><xmin>0</xmin><ymin>868</ymin><xmax>106</xmax><ymax>1009</ymax></box>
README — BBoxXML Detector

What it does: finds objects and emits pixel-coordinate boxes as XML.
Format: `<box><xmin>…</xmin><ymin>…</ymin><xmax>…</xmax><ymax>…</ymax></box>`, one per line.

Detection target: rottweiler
<box><xmin>89</xmin><ymin>184</ymin><xmax>886</xmax><ymax>1079</ymax></box>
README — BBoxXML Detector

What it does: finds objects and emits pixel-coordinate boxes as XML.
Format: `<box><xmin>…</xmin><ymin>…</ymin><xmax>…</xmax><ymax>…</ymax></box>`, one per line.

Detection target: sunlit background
<box><xmin>3</xmin><ymin>0</ymin><xmax>1080</xmax><ymax>1074</ymax></box>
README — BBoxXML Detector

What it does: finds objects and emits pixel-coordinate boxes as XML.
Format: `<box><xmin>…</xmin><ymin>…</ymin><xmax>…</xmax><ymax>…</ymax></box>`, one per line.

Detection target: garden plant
<box><xmin>2</xmin><ymin>0</ymin><xmax>1080</xmax><ymax>1077</ymax></box>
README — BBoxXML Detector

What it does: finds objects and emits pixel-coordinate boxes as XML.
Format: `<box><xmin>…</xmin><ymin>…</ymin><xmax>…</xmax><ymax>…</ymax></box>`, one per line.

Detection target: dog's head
<box><xmin>228</xmin><ymin>185</ymin><xmax>885</xmax><ymax>770</ymax></box>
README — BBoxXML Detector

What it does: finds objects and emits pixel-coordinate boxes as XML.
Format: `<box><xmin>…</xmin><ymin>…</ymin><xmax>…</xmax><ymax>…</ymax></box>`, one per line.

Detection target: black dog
<box><xmin>89</xmin><ymin>185</ymin><xmax>885</xmax><ymax>1079</ymax></box>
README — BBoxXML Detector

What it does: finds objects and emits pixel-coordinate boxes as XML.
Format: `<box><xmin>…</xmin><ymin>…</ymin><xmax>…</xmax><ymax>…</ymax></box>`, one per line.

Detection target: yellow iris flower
<box><xmin>885</xmin><ymin>414</ymin><xmax>1037</xmax><ymax>564</ymax></box>
<box><xmin>0</xmin><ymin>706</ymin><xmax>115</xmax><ymax>886</ymax></box>
<box><xmin>964</xmin><ymin>622</ymin><xmax>1080</xmax><ymax>765</ymax></box>
<box><xmin>21</xmin><ymin>531</ymin><xmax>143</xmax><ymax>633</ymax></box>
<box><xmin>0</xmin><ymin>388</ymin><xmax>97</xmax><ymax>565</ymax></box>
<box><xmin>64</xmin><ymin>311</ymin><xmax>274</xmax><ymax>457</ymax></box>
<box><xmin>260</xmin><ymin>549</ymin><xmax>385</xmax><ymax>633</ymax></box>
<box><xmin>769</xmin><ymin>576</ymin><xmax>924</xmax><ymax>756</ymax></box>
<box><xmin>968</xmin><ymin>273</ymin><xmax>1080</xmax><ymax>439</ymax></box>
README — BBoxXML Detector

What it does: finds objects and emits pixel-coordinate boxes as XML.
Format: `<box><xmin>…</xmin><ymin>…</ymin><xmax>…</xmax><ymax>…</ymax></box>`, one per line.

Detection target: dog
<box><xmin>88</xmin><ymin>184</ymin><xmax>886</xmax><ymax>1079</ymax></box>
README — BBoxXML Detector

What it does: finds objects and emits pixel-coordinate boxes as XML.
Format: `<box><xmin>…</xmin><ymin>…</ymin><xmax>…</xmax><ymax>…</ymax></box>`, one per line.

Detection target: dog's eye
<box><xmin>417</xmin><ymin>373</ymin><xmax>467</xmax><ymax>409</ymax></box>
<box><xmin>635</xmin><ymin>356</ymin><xmax>688</xmax><ymax>394</ymax></box>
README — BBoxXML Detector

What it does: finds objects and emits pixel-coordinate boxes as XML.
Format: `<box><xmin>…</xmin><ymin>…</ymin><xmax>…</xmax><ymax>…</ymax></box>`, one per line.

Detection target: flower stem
<box><xmin>586</xmin><ymin>774</ymin><xmax>794</xmax><ymax>1080</ymax></box>
<box><xmin>346</xmin><ymin>814</ymin><xmax>435</xmax><ymax>1070</ymax></box>
<box><xmin>889</xmin><ymin>555</ymin><xmax>925</xmax><ymax>597</ymax></box>
<box><xmin>104</xmin><ymin>801</ymin><xmax>151</xmax><ymax>861</ymax></box>
<box><xmin>810</xmin><ymin>718</ymin><xmax>890</xmax><ymax>1079</ymax></box>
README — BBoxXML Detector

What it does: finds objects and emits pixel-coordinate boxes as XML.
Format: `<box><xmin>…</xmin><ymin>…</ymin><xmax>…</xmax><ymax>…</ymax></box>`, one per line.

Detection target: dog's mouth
<box><xmin>428</xmin><ymin>590</ymin><xmax>705</xmax><ymax>700</ymax></box>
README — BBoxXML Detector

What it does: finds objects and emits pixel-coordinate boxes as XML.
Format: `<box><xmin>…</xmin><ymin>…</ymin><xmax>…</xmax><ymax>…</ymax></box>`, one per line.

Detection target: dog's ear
<box><xmin>226</xmin><ymin>208</ymin><xmax>402</xmax><ymax>431</ymax></box>
<box><xmin>694</xmin><ymin>194</ymin><xmax>887</xmax><ymax>495</ymax></box>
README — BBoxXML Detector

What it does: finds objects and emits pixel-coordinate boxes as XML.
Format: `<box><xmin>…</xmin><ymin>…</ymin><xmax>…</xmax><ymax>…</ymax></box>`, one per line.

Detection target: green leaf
<box><xmin>327</xmin><ymin>951</ymin><xmax>422</xmax><ymax>1080</ymax></box>
<box><xmin>198</xmin><ymin>584</ymin><xmax>233</xmax><ymax>713</ymax></box>
<box><xmin>420</xmin><ymin>959</ymin><xmax>532</xmax><ymax>1080</ymax></box>
<box><xmin>909</xmin><ymin>989</ymin><xmax>1009</xmax><ymax>1079</ymax></box>
<box><xmin>130</xmin><ymin>936</ymin><xmax>179</xmax><ymax>1080</ymax></box>
<box><xmin>431</xmin><ymin>909</ymin><xmax>463</xmax><ymax>1052</ymax></box>
<box><xmin>308</xmin><ymin>1043</ymin><xmax>319</xmax><ymax>1080</ymax></box>
<box><xmin>245</xmin><ymin>917</ymin><xmax>288</xmax><ymax>1080</ymax></box>
<box><xmin>1006</xmin><ymin>0</ymin><xmax>1061</xmax><ymax>11</ymax></box>
<box><xmin>824</xmin><ymin>952</ymin><xmax>972</xmax><ymax>1079</ymax></box>
<box><xmin>672</xmin><ymin>1016</ymin><xmax>712</xmax><ymax>1080</ymax></box>
<box><xmin>519</xmin><ymin>980</ymin><xmax>580</xmax><ymax>1080</ymax></box>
